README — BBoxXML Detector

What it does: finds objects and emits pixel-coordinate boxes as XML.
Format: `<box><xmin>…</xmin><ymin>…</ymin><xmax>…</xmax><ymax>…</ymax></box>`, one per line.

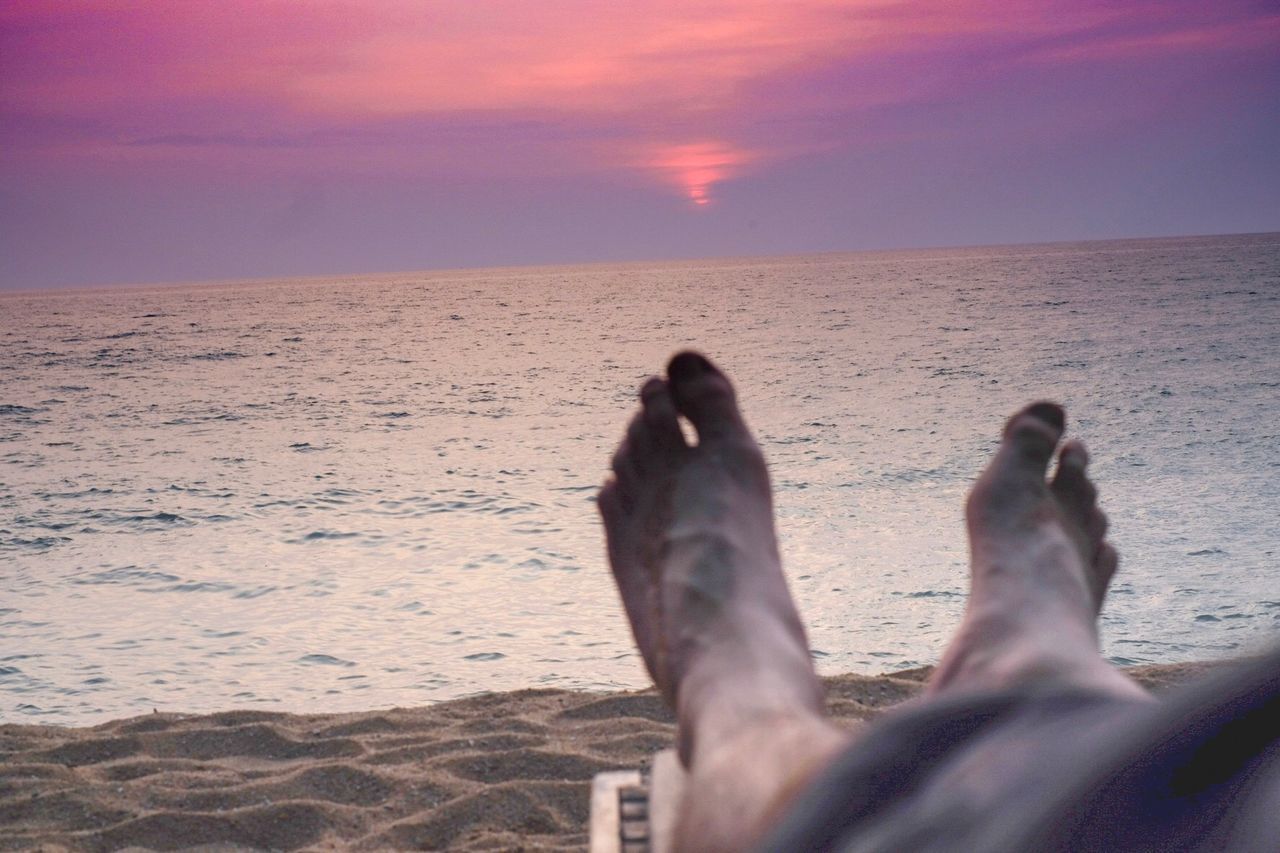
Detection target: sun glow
<box><xmin>4</xmin><ymin>0</ymin><xmax>1272</xmax><ymax>217</ymax></box>
<box><xmin>646</xmin><ymin>142</ymin><xmax>754</xmax><ymax>207</ymax></box>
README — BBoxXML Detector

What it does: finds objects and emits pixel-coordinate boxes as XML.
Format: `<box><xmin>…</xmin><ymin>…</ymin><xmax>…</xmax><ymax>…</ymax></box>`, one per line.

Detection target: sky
<box><xmin>2</xmin><ymin>1</ymin><xmax>1278</xmax><ymax>290</ymax></box>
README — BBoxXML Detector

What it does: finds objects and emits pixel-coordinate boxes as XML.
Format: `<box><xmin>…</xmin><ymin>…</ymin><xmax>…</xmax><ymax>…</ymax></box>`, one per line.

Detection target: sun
<box><xmin>644</xmin><ymin>141</ymin><xmax>753</xmax><ymax>208</ymax></box>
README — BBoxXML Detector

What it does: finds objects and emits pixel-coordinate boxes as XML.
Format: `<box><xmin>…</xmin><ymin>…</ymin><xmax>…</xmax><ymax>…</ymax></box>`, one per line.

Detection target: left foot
<box><xmin>930</xmin><ymin>403</ymin><xmax>1145</xmax><ymax>698</ymax></box>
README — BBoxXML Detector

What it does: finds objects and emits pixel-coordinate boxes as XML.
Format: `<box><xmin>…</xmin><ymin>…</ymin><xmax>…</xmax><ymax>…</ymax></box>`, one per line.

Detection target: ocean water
<box><xmin>2</xmin><ymin>233</ymin><xmax>1278</xmax><ymax>726</ymax></box>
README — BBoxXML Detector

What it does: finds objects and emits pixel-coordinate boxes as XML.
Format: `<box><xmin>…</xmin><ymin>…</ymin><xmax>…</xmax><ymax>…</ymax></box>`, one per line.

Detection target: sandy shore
<box><xmin>1</xmin><ymin>662</ymin><xmax>1218</xmax><ymax>851</ymax></box>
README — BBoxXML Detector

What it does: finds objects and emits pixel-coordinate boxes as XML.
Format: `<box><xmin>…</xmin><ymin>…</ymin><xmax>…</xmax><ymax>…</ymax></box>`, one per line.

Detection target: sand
<box><xmin>0</xmin><ymin>663</ymin><xmax>1218</xmax><ymax>851</ymax></box>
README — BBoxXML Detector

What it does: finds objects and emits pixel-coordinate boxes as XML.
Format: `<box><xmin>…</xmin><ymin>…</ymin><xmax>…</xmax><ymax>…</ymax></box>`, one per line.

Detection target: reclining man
<box><xmin>599</xmin><ymin>351</ymin><xmax>1278</xmax><ymax>852</ymax></box>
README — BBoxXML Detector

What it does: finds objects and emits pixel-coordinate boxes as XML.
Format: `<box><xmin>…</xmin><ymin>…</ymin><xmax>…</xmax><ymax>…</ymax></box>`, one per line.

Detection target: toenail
<box><xmin>667</xmin><ymin>351</ymin><xmax>713</xmax><ymax>384</ymax></box>
<box><xmin>1023</xmin><ymin>402</ymin><xmax>1065</xmax><ymax>431</ymax></box>
<box><xmin>1061</xmin><ymin>446</ymin><xmax>1088</xmax><ymax>469</ymax></box>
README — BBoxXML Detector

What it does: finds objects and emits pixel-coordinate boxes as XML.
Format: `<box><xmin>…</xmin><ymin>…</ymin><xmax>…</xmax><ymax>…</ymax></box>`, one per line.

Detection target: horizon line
<box><xmin>4</xmin><ymin>228</ymin><xmax>1277</xmax><ymax>298</ymax></box>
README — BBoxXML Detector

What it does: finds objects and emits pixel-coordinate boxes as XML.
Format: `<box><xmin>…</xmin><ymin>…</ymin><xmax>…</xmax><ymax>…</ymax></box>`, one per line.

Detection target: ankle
<box><xmin>674</xmin><ymin>712</ymin><xmax>848</xmax><ymax>852</ymax></box>
<box><xmin>676</xmin><ymin>643</ymin><xmax>825</xmax><ymax>765</ymax></box>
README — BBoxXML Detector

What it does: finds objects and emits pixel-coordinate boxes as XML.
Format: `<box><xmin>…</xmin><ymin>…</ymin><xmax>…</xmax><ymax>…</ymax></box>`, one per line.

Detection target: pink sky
<box><xmin>2</xmin><ymin>1</ymin><xmax>1277</xmax><ymax>288</ymax></box>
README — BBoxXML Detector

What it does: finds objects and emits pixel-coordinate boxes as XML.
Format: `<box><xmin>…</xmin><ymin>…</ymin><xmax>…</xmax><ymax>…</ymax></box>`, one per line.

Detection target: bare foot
<box><xmin>599</xmin><ymin>352</ymin><xmax>847</xmax><ymax>849</ymax></box>
<box><xmin>930</xmin><ymin>403</ymin><xmax>1145</xmax><ymax>699</ymax></box>
<box><xmin>598</xmin><ymin>353</ymin><xmax>820</xmax><ymax>730</ymax></box>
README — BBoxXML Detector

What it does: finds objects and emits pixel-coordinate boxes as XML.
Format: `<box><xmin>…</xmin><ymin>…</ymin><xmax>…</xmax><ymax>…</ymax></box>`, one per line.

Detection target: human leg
<box><xmin>598</xmin><ymin>352</ymin><xmax>850</xmax><ymax>852</ymax></box>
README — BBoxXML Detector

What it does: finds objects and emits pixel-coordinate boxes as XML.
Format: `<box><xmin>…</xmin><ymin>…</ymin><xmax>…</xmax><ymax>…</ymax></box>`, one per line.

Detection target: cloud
<box><xmin>2</xmin><ymin>0</ymin><xmax>1276</xmax><ymax>203</ymax></box>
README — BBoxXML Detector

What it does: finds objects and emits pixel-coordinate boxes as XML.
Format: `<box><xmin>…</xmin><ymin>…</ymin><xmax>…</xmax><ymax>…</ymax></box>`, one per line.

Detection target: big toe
<box><xmin>994</xmin><ymin>401</ymin><xmax>1065</xmax><ymax>480</ymax></box>
<box><xmin>666</xmin><ymin>351</ymin><xmax>747</xmax><ymax>444</ymax></box>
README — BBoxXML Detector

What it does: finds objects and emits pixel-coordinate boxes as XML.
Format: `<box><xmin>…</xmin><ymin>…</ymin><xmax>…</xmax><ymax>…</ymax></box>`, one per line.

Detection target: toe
<box><xmin>1085</xmin><ymin>507</ymin><xmax>1109</xmax><ymax>542</ymax></box>
<box><xmin>1057</xmin><ymin>438</ymin><xmax>1089</xmax><ymax>471</ymax></box>
<box><xmin>1051</xmin><ymin>439</ymin><xmax>1098</xmax><ymax>512</ymax></box>
<box><xmin>610</xmin><ymin>436</ymin><xmax>641</xmax><ymax>500</ymax></box>
<box><xmin>625</xmin><ymin>410</ymin><xmax>658</xmax><ymax>467</ymax></box>
<box><xmin>640</xmin><ymin>376</ymin><xmax>687</xmax><ymax>450</ymax></box>
<box><xmin>1092</xmin><ymin>543</ymin><xmax>1120</xmax><ymax>604</ymax></box>
<box><xmin>666</xmin><ymin>351</ymin><xmax>747</xmax><ymax>444</ymax></box>
<box><xmin>1096</xmin><ymin>542</ymin><xmax>1119</xmax><ymax>580</ymax></box>
<box><xmin>597</xmin><ymin>477</ymin><xmax>623</xmax><ymax>527</ymax></box>
<box><xmin>996</xmin><ymin>401</ymin><xmax>1065</xmax><ymax>477</ymax></box>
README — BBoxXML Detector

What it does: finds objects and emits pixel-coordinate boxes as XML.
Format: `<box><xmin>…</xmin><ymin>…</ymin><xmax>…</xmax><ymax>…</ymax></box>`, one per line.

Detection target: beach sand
<box><xmin>1</xmin><ymin>662</ymin><xmax>1218</xmax><ymax>851</ymax></box>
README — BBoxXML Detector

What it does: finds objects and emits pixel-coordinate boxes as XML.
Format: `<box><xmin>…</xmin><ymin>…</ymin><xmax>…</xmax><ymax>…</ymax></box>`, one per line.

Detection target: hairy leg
<box><xmin>599</xmin><ymin>352</ymin><xmax>850</xmax><ymax>852</ymax></box>
<box><xmin>929</xmin><ymin>403</ymin><xmax>1146</xmax><ymax>700</ymax></box>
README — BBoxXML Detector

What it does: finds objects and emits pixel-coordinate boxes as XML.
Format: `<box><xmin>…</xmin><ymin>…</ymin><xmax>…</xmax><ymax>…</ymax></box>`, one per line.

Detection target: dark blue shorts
<box><xmin>755</xmin><ymin>648</ymin><xmax>1280</xmax><ymax>852</ymax></box>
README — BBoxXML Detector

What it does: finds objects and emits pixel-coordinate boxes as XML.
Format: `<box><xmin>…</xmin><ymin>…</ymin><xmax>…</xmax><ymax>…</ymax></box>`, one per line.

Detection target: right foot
<box><xmin>930</xmin><ymin>403</ymin><xmax>1145</xmax><ymax>697</ymax></box>
<box><xmin>597</xmin><ymin>352</ymin><xmax>826</xmax><ymax>759</ymax></box>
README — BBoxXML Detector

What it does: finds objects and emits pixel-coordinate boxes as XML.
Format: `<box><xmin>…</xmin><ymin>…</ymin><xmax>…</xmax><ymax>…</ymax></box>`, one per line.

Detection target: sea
<box><xmin>3</xmin><ymin>233</ymin><xmax>1278</xmax><ymax>726</ymax></box>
